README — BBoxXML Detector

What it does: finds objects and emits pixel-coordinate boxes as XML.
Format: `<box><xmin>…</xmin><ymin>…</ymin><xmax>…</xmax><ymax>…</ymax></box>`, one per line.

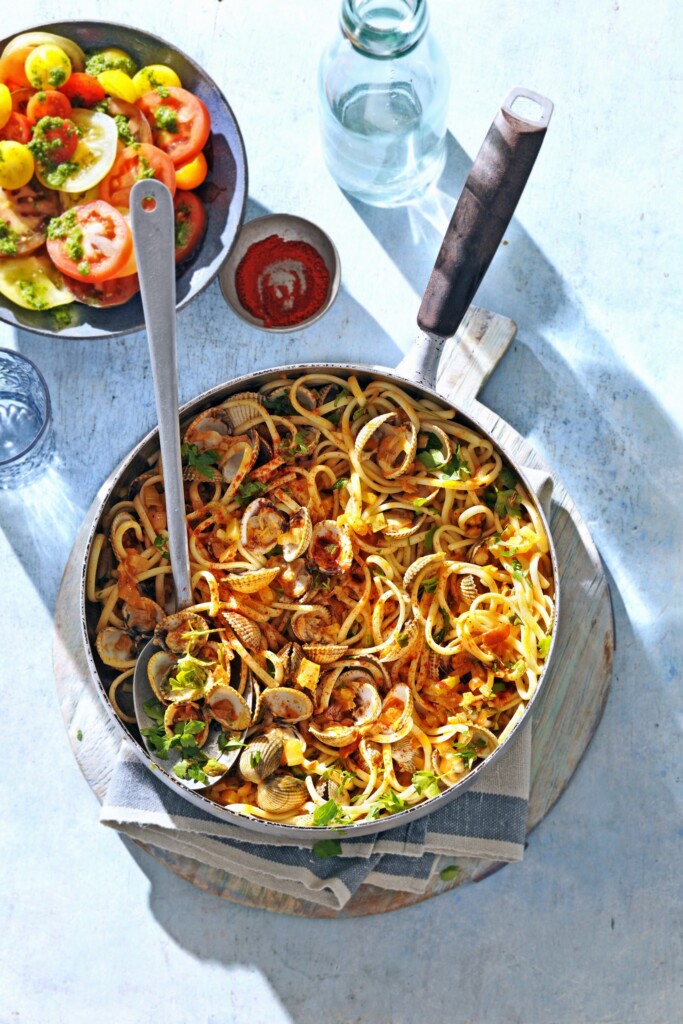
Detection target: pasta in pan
<box><xmin>88</xmin><ymin>373</ymin><xmax>555</xmax><ymax>826</ymax></box>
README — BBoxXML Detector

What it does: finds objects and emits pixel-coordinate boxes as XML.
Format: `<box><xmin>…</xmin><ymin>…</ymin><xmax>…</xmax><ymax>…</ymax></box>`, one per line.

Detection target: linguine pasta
<box><xmin>88</xmin><ymin>373</ymin><xmax>555</xmax><ymax>827</ymax></box>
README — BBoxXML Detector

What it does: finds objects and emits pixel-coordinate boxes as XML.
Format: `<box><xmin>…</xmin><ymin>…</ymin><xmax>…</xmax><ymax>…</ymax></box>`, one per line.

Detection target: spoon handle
<box><xmin>130</xmin><ymin>179</ymin><xmax>192</xmax><ymax>611</ymax></box>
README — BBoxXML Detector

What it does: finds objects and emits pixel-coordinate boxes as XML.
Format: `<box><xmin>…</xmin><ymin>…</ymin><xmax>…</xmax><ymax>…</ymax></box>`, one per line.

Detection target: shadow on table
<box><xmin>0</xmin><ymin>196</ymin><xmax>397</xmax><ymax>616</ymax></box>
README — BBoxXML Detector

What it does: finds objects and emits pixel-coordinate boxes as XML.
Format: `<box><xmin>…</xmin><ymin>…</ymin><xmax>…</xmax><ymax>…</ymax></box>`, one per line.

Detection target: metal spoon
<box><xmin>129</xmin><ymin>179</ymin><xmax>246</xmax><ymax>790</ymax></box>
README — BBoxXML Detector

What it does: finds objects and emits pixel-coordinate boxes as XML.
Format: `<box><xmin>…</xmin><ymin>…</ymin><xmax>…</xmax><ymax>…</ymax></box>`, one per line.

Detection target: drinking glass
<box><xmin>0</xmin><ymin>349</ymin><xmax>55</xmax><ymax>489</ymax></box>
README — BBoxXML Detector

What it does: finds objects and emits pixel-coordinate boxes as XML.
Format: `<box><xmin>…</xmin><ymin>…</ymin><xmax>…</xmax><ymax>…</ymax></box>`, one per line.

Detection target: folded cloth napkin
<box><xmin>100</xmin><ymin>723</ymin><xmax>530</xmax><ymax>911</ymax></box>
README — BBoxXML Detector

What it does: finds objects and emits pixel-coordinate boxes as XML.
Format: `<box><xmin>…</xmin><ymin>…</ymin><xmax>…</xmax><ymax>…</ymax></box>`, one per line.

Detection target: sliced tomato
<box><xmin>104</xmin><ymin>97</ymin><xmax>152</xmax><ymax>144</ymax></box>
<box><xmin>63</xmin><ymin>271</ymin><xmax>140</xmax><ymax>306</ymax></box>
<box><xmin>26</xmin><ymin>89</ymin><xmax>72</xmax><ymax>123</ymax></box>
<box><xmin>0</xmin><ymin>112</ymin><xmax>31</xmax><ymax>143</ymax></box>
<box><xmin>10</xmin><ymin>88</ymin><xmax>37</xmax><ymax>116</ymax></box>
<box><xmin>32</xmin><ymin>116</ymin><xmax>79</xmax><ymax>165</ymax></box>
<box><xmin>0</xmin><ymin>47</ymin><xmax>33</xmax><ymax>89</ymax></box>
<box><xmin>59</xmin><ymin>72</ymin><xmax>105</xmax><ymax>108</ymax></box>
<box><xmin>46</xmin><ymin>200</ymin><xmax>132</xmax><ymax>283</ymax></box>
<box><xmin>173</xmin><ymin>190</ymin><xmax>206</xmax><ymax>264</ymax></box>
<box><xmin>0</xmin><ymin>180</ymin><xmax>60</xmax><ymax>256</ymax></box>
<box><xmin>136</xmin><ymin>87</ymin><xmax>210</xmax><ymax>166</ymax></box>
<box><xmin>98</xmin><ymin>143</ymin><xmax>175</xmax><ymax>208</ymax></box>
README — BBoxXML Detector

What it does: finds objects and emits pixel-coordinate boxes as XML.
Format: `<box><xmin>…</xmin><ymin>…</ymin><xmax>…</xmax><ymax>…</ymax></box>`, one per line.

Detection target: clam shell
<box><xmin>278</xmin><ymin>557</ymin><xmax>312</xmax><ymax>600</ymax></box>
<box><xmin>376</xmin><ymin>421</ymin><xmax>417</xmax><ymax>479</ymax></box>
<box><xmin>224</xmin><ymin>566</ymin><xmax>280</xmax><ymax>594</ymax></box>
<box><xmin>291</xmin><ymin>605</ymin><xmax>334</xmax><ymax>643</ymax></box>
<box><xmin>308</xmin><ymin>721</ymin><xmax>359</xmax><ymax>748</ymax></box>
<box><xmin>308</xmin><ymin>520</ymin><xmax>353</xmax><ymax>575</ymax></box>
<box><xmin>163</xmin><ymin>701</ymin><xmax>209</xmax><ymax>745</ymax></box>
<box><xmin>149</xmin><ymin>649</ymin><xmax>208</xmax><ymax>703</ymax></box>
<box><xmin>219</xmin><ymin>432</ymin><xmax>259</xmax><ymax>486</ymax></box>
<box><xmin>417</xmin><ymin>422</ymin><xmax>452</xmax><ymax>462</ymax></box>
<box><xmin>205</xmin><ymin>681</ymin><xmax>252</xmax><ymax>730</ymax></box>
<box><xmin>391</xmin><ymin>735</ymin><xmax>422</xmax><ymax>772</ymax></box>
<box><xmin>239</xmin><ymin>497</ymin><xmax>288</xmax><ymax>557</ymax></box>
<box><xmin>153</xmin><ymin>612</ymin><xmax>209</xmax><ymax>655</ymax></box>
<box><xmin>183</xmin><ymin>406</ymin><xmax>233</xmax><ymax>447</ymax></box>
<box><xmin>220</xmin><ymin>611</ymin><xmax>265</xmax><ymax>652</ymax></box>
<box><xmin>354</xmin><ymin>412</ymin><xmax>396</xmax><ymax>455</ymax></box>
<box><xmin>281</xmin><ymin>506</ymin><xmax>312</xmax><ymax>563</ymax></box>
<box><xmin>277</xmin><ymin>641</ymin><xmax>304</xmax><ymax>681</ymax></box>
<box><xmin>370</xmin><ymin>683</ymin><xmax>414</xmax><ymax>743</ymax></box>
<box><xmin>95</xmin><ymin>626</ymin><xmax>137</xmax><ymax>669</ymax></box>
<box><xmin>238</xmin><ymin>733</ymin><xmax>284</xmax><ymax>783</ymax></box>
<box><xmin>379</xmin><ymin>618</ymin><xmax>421</xmax><ymax>662</ymax></box>
<box><xmin>121</xmin><ymin>597</ymin><xmax>165</xmax><ymax>636</ymax></box>
<box><xmin>219</xmin><ymin>392</ymin><xmax>264</xmax><ymax>429</ymax></box>
<box><xmin>382</xmin><ymin>507</ymin><xmax>427</xmax><ymax>538</ymax></box>
<box><xmin>358</xmin><ymin>737</ymin><xmax>383</xmax><ymax>770</ymax></box>
<box><xmin>302</xmin><ymin>643</ymin><xmax>348</xmax><ymax>665</ymax></box>
<box><xmin>256</xmin><ymin>774</ymin><xmax>308</xmax><ymax>814</ymax></box>
<box><xmin>260</xmin><ymin>687</ymin><xmax>314</xmax><ymax>723</ymax></box>
<box><xmin>403</xmin><ymin>551</ymin><xmax>446</xmax><ymax>592</ymax></box>
<box><xmin>458</xmin><ymin>574</ymin><xmax>479</xmax><ymax>607</ymax></box>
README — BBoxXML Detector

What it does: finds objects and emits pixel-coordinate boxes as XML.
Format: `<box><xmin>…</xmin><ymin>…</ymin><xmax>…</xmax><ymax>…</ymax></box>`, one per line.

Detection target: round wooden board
<box><xmin>53</xmin><ymin>308</ymin><xmax>614</xmax><ymax>917</ymax></box>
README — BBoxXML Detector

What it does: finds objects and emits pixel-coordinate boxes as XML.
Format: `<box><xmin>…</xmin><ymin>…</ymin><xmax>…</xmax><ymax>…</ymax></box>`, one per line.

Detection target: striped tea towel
<box><xmin>100</xmin><ymin>723</ymin><xmax>530</xmax><ymax>911</ymax></box>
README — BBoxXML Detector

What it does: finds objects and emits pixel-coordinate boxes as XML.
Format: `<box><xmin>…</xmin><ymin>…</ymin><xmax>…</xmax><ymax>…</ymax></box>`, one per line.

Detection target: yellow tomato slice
<box><xmin>174</xmin><ymin>151</ymin><xmax>208</xmax><ymax>190</ymax></box>
<box><xmin>0</xmin><ymin>84</ymin><xmax>11</xmax><ymax>129</ymax></box>
<box><xmin>24</xmin><ymin>44</ymin><xmax>72</xmax><ymax>90</ymax></box>
<box><xmin>133</xmin><ymin>64</ymin><xmax>182</xmax><ymax>95</ymax></box>
<box><xmin>0</xmin><ymin>141</ymin><xmax>35</xmax><ymax>190</ymax></box>
<box><xmin>2</xmin><ymin>32</ymin><xmax>85</xmax><ymax>71</ymax></box>
<box><xmin>0</xmin><ymin>253</ymin><xmax>72</xmax><ymax>310</ymax></box>
<box><xmin>97</xmin><ymin>69</ymin><xmax>138</xmax><ymax>104</ymax></box>
<box><xmin>34</xmin><ymin>109</ymin><xmax>118</xmax><ymax>193</ymax></box>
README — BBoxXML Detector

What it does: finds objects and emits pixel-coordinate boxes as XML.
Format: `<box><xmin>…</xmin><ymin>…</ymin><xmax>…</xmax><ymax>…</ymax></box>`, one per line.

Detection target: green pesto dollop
<box><xmin>85</xmin><ymin>51</ymin><xmax>138</xmax><ymax>78</ymax></box>
<box><xmin>0</xmin><ymin>221</ymin><xmax>19</xmax><ymax>257</ymax></box>
<box><xmin>154</xmin><ymin>105</ymin><xmax>178</xmax><ymax>133</ymax></box>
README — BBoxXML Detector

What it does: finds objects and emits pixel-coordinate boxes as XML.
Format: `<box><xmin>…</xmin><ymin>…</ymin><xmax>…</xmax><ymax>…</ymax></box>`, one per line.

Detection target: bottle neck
<box><xmin>340</xmin><ymin>0</ymin><xmax>429</xmax><ymax>58</ymax></box>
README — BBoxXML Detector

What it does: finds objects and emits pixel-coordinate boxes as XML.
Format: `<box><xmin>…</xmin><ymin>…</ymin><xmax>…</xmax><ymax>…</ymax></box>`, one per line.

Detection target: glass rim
<box><xmin>0</xmin><ymin>347</ymin><xmax>53</xmax><ymax>468</ymax></box>
<box><xmin>341</xmin><ymin>0</ymin><xmax>428</xmax><ymax>57</ymax></box>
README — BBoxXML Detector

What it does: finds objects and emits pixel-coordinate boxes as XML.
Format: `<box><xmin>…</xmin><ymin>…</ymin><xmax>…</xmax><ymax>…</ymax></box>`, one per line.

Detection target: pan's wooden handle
<box><xmin>417</xmin><ymin>88</ymin><xmax>553</xmax><ymax>339</ymax></box>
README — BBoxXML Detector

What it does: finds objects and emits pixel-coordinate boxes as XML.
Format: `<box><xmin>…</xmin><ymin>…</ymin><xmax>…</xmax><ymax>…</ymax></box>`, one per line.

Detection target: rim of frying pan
<box><xmin>79</xmin><ymin>360</ymin><xmax>561</xmax><ymax>840</ymax></box>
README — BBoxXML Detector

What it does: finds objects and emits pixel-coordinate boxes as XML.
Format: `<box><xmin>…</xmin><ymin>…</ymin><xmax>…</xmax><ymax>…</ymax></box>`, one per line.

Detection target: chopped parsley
<box><xmin>332</xmin><ymin>478</ymin><xmax>349</xmax><ymax>491</ymax></box>
<box><xmin>484</xmin><ymin>483</ymin><xmax>523</xmax><ymax>519</ymax></box>
<box><xmin>181</xmin><ymin>442</ymin><xmax>220</xmax><ymax>479</ymax></box>
<box><xmin>440</xmin><ymin>864</ymin><xmax>460</xmax><ymax>882</ymax></box>
<box><xmin>418</xmin><ymin>441</ymin><xmax>471</xmax><ymax>481</ymax></box>
<box><xmin>263</xmin><ymin>393</ymin><xmax>295</xmax><ymax>416</ymax></box>
<box><xmin>113</xmin><ymin>114</ymin><xmax>136</xmax><ymax>145</ymax></box>
<box><xmin>154</xmin><ymin>105</ymin><xmax>179</xmax><ymax>133</ymax></box>
<box><xmin>76</xmin><ymin>729</ymin><xmax>83</xmax><ymax>742</ymax></box>
<box><xmin>453</xmin><ymin>738</ymin><xmax>486</xmax><ymax>768</ymax></box>
<box><xmin>511</xmin><ymin>558</ymin><xmax>528</xmax><ymax>581</ymax></box>
<box><xmin>313</xmin><ymin>799</ymin><xmax>341</xmax><ymax>826</ymax></box>
<box><xmin>538</xmin><ymin>635</ymin><xmax>552</xmax><ymax>657</ymax></box>
<box><xmin>169</xmin><ymin>653</ymin><xmax>210</xmax><ymax>692</ymax></box>
<box><xmin>235</xmin><ymin>479</ymin><xmax>268</xmax><ymax>507</ymax></box>
<box><xmin>411</xmin><ymin>770</ymin><xmax>441</xmax><ymax>799</ymax></box>
<box><xmin>420</xmin><ymin>576</ymin><xmax>439</xmax><ymax>595</ymax></box>
<box><xmin>0</xmin><ymin>221</ymin><xmax>19</xmax><ymax>256</ymax></box>
<box><xmin>85</xmin><ymin>51</ymin><xmax>138</xmax><ymax>78</ymax></box>
<box><xmin>153</xmin><ymin>533</ymin><xmax>170</xmax><ymax>559</ymax></box>
<box><xmin>423</xmin><ymin>524</ymin><xmax>438</xmax><ymax>552</ymax></box>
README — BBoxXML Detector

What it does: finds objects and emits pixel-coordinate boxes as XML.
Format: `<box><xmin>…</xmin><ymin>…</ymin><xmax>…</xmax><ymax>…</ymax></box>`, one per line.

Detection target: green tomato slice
<box><xmin>1</xmin><ymin>31</ymin><xmax>86</xmax><ymax>71</ymax></box>
<box><xmin>0</xmin><ymin>253</ymin><xmax>73</xmax><ymax>310</ymax></box>
<box><xmin>35</xmin><ymin>109</ymin><xmax>118</xmax><ymax>194</ymax></box>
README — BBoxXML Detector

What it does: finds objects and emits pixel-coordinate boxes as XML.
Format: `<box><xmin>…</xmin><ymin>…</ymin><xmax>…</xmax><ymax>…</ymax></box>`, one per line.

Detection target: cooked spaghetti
<box><xmin>88</xmin><ymin>373</ymin><xmax>555</xmax><ymax>826</ymax></box>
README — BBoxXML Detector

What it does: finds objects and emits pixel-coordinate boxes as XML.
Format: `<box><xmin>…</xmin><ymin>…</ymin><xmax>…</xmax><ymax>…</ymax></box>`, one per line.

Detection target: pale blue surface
<box><xmin>1</xmin><ymin>2</ymin><xmax>681</xmax><ymax>1023</ymax></box>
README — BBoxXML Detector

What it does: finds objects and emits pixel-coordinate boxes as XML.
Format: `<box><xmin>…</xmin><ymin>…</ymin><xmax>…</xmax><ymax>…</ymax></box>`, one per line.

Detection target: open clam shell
<box><xmin>163</xmin><ymin>701</ymin><xmax>210</xmax><ymax>745</ymax></box>
<box><xmin>256</xmin><ymin>774</ymin><xmax>308</xmax><ymax>814</ymax></box>
<box><xmin>260</xmin><ymin>687</ymin><xmax>314</xmax><ymax>723</ymax></box>
<box><xmin>240</xmin><ymin>497</ymin><xmax>288</xmax><ymax>558</ymax></box>
<box><xmin>238</xmin><ymin>732</ymin><xmax>284</xmax><ymax>783</ymax></box>
<box><xmin>95</xmin><ymin>626</ymin><xmax>138</xmax><ymax>670</ymax></box>
<box><xmin>153</xmin><ymin>611</ymin><xmax>210</xmax><ymax>655</ymax></box>
<box><xmin>281</xmin><ymin>506</ymin><xmax>312</xmax><ymax>563</ymax></box>
<box><xmin>308</xmin><ymin>519</ymin><xmax>353</xmax><ymax>575</ymax></box>
<box><xmin>223</xmin><ymin>566</ymin><xmax>281</xmax><ymax>594</ymax></box>
<box><xmin>370</xmin><ymin>683</ymin><xmax>414</xmax><ymax>743</ymax></box>
<box><xmin>205</xmin><ymin>682</ymin><xmax>252</xmax><ymax>730</ymax></box>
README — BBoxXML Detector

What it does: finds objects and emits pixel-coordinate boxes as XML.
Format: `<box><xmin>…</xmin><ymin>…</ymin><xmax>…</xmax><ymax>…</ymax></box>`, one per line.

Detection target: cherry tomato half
<box><xmin>136</xmin><ymin>87</ymin><xmax>210</xmax><ymax>167</ymax></box>
<box><xmin>46</xmin><ymin>200</ymin><xmax>132</xmax><ymax>283</ymax></box>
<box><xmin>0</xmin><ymin>112</ymin><xmax>31</xmax><ymax>143</ymax></box>
<box><xmin>32</xmin><ymin>116</ymin><xmax>79</xmax><ymax>164</ymax></box>
<box><xmin>26</xmin><ymin>89</ymin><xmax>72</xmax><ymax>123</ymax></box>
<box><xmin>98</xmin><ymin>143</ymin><xmax>175</xmax><ymax>208</ymax></box>
<box><xmin>0</xmin><ymin>47</ymin><xmax>32</xmax><ymax>89</ymax></box>
<box><xmin>62</xmin><ymin>271</ymin><xmax>140</xmax><ymax>306</ymax></box>
<box><xmin>59</xmin><ymin>72</ymin><xmax>105</xmax><ymax>108</ymax></box>
<box><xmin>175</xmin><ymin>150</ymin><xmax>207</xmax><ymax>190</ymax></box>
<box><xmin>173</xmin><ymin>190</ymin><xmax>206</xmax><ymax>264</ymax></box>
<box><xmin>10</xmin><ymin>88</ymin><xmax>36</xmax><ymax>116</ymax></box>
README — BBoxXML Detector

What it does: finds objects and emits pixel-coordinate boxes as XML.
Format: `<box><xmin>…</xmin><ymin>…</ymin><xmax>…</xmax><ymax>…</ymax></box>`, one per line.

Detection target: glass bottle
<box><xmin>318</xmin><ymin>0</ymin><xmax>450</xmax><ymax>206</ymax></box>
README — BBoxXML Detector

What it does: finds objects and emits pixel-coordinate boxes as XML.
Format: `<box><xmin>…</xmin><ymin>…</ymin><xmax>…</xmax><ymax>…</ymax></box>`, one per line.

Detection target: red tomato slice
<box><xmin>104</xmin><ymin>98</ymin><xmax>152</xmax><ymax>145</ymax></box>
<box><xmin>0</xmin><ymin>180</ymin><xmax>60</xmax><ymax>256</ymax></box>
<box><xmin>59</xmin><ymin>73</ymin><xmax>106</xmax><ymax>108</ymax></box>
<box><xmin>0</xmin><ymin>48</ymin><xmax>32</xmax><ymax>89</ymax></box>
<box><xmin>10</xmin><ymin>88</ymin><xmax>37</xmax><ymax>116</ymax></box>
<box><xmin>33</xmin><ymin>116</ymin><xmax>79</xmax><ymax>164</ymax></box>
<box><xmin>26</xmin><ymin>89</ymin><xmax>72</xmax><ymax>123</ymax></box>
<box><xmin>63</xmin><ymin>272</ymin><xmax>140</xmax><ymax>306</ymax></box>
<box><xmin>0</xmin><ymin>112</ymin><xmax>31</xmax><ymax>144</ymax></box>
<box><xmin>46</xmin><ymin>200</ymin><xmax>132</xmax><ymax>283</ymax></box>
<box><xmin>136</xmin><ymin>87</ymin><xmax>210</xmax><ymax>167</ymax></box>
<box><xmin>173</xmin><ymin>190</ymin><xmax>207</xmax><ymax>264</ymax></box>
<box><xmin>98</xmin><ymin>143</ymin><xmax>176</xmax><ymax>208</ymax></box>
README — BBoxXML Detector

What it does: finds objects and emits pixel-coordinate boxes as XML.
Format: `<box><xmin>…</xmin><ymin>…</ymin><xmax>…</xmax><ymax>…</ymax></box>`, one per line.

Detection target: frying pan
<box><xmin>80</xmin><ymin>87</ymin><xmax>558</xmax><ymax>838</ymax></box>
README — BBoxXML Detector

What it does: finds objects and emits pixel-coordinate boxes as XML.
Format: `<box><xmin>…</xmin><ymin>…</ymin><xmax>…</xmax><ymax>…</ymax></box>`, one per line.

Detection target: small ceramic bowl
<box><xmin>219</xmin><ymin>213</ymin><xmax>341</xmax><ymax>332</ymax></box>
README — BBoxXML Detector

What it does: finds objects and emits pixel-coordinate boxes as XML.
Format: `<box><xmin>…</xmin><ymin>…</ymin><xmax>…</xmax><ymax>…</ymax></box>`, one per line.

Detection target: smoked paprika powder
<box><xmin>234</xmin><ymin>233</ymin><xmax>331</xmax><ymax>328</ymax></box>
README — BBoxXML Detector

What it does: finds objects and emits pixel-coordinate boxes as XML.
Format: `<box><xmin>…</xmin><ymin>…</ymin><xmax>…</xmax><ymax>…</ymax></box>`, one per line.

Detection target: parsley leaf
<box><xmin>440</xmin><ymin>864</ymin><xmax>460</xmax><ymax>882</ymax></box>
<box><xmin>412</xmin><ymin>770</ymin><xmax>441</xmax><ymax>799</ymax></box>
<box><xmin>484</xmin><ymin>483</ymin><xmax>522</xmax><ymax>519</ymax></box>
<box><xmin>313</xmin><ymin>799</ymin><xmax>340</xmax><ymax>826</ymax></box>
<box><xmin>217</xmin><ymin>735</ymin><xmax>246</xmax><ymax>753</ymax></box>
<box><xmin>153</xmin><ymin>533</ymin><xmax>169</xmax><ymax>559</ymax></box>
<box><xmin>263</xmin><ymin>393</ymin><xmax>295</xmax><ymax>416</ymax></box>
<box><xmin>312</xmin><ymin>839</ymin><xmax>342</xmax><ymax>859</ymax></box>
<box><xmin>333</xmin><ymin>478</ymin><xmax>349</xmax><ymax>490</ymax></box>
<box><xmin>538</xmin><ymin>635</ymin><xmax>552</xmax><ymax>657</ymax></box>
<box><xmin>511</xmin><ymin>558</ymin><xmax>528</xmax><ymax>581</ymax></box>
<box><xmin>181</xmin><ymin>442</ymin><xmax>220</xmax><ymax>480</ymax></box>
<box><xmin>423</xmin><ymin>524</ymin><xmax>438</xmax><ymax>552</ymax></box>
<box><xmin>420</xmin><ymin>576</ymin><xmax>439</xmax><ymax>595</ymax></box>
<box><xmin>235</xmin><ymin>480</ymin><xmax>268</xmax><ymax>508</ymax></box>
<box><xmin>142</xmin><ymin>698</ymin><xmax>165</xmax><ymax>725</ymax></box>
